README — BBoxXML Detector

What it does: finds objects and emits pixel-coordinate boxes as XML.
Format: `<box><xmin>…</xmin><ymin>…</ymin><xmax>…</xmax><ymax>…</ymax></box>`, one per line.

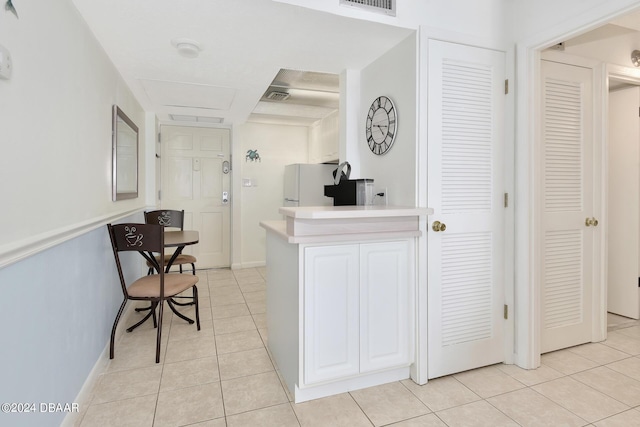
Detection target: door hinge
<box><xmin>504</xmin><ymin>192</ymin><xmax>509</xmax><ymax>208</ymax></box>
<box><xmin>504</xmin><ymin>304</ymin><xmax>508</xmax><ymax>319</ymax></box>
<box><xmin>505</xmin><ymin>79</ymin><xmax>509</xmax><ymax>95</ymax></box>
<box><xmin>157</xmin><ymin>132</ymin><xmax>161</xmax><ymax>143</ymax></box>
<box><xmin>158</xmin><ymin>190</ymin><xmax>161</xmax><ymax>201</ymax></box>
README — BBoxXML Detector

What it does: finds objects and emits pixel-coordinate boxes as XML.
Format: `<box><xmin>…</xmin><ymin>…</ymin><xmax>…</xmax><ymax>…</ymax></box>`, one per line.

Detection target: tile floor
<box><xmin>76</xmin><ymin>268</ymin><xmax>640</xmax><ymax>426</ymax></box>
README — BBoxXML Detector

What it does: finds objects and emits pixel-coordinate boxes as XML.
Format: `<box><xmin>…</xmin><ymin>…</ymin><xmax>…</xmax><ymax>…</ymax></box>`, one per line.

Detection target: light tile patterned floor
<box><xmin>76</xmin><ymin>269</ymin><xmax>640</xmax><ymax>426</ymax></box>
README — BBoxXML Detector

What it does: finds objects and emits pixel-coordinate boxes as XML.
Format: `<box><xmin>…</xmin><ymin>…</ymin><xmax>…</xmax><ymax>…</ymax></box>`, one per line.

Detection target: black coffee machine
<box><xmin>324</xmin><ymin>179</ymin><xmax>373</xmax><ymax>206</ymax></box>
<box><xmin>324</xmin><ymin>162</ymin><xmax>374</xmax><ymax>206</ymax></box>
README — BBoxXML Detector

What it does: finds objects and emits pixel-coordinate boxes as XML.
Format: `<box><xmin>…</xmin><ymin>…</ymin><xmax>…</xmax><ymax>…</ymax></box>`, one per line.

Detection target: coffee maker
<box><xmin>323</xmin><ymin>162</ymin><xmax>374</xmax><ymax>206</ymax></box>
<box><xmin>324</xmin><ymin>179</ymin><xmax>374</xmax><ymax>206</ymax></box>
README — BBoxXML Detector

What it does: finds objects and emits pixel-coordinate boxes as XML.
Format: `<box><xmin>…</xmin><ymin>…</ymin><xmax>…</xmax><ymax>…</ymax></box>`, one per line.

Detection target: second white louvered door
<box><xmin>540</xmin><ymin>59</ymin><xmax>595</xmax><ymax>353</ymax></box>
<box><xmin>427</xmin><ymin>40</ymin><xmax>506</xmax><ymax>379</ymax></box>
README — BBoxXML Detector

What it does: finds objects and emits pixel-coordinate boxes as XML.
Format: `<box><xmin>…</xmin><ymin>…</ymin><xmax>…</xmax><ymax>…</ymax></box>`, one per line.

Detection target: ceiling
<box><xmin>559</xmin><ymin>10</ymin><xmax>640</xmax><ymax>92</ymax></box>
<box><xmin>70</xmin><ymin>0</ymin><xmax>414</xmax><ymax>127</ymax></box>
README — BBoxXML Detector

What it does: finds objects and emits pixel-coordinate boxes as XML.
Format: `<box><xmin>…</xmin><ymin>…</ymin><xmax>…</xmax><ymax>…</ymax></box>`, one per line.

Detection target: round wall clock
<box><xmin>365</xmin><ymin>95</ymin><xmax>397</xmax><ymax>155</ymax></box>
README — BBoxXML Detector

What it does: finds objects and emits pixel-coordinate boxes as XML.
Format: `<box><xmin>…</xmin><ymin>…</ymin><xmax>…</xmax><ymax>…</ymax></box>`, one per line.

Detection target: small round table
<box><xmin>163</xmin><ymin>230</ymin><xmax>199</xmax><ymax>273</ymax></box>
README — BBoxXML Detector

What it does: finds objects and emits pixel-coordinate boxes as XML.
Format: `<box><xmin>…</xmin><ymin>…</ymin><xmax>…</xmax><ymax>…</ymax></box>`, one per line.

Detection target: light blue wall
<box><xmin>0</xmin><ymin>213</ymin><xmax>144</xmax><ymax>427</ymax></box>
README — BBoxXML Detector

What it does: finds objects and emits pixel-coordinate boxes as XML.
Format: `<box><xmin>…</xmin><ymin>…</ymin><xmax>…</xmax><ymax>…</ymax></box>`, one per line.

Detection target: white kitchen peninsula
<box><xmin>260</xmin><ymin>205</ymin><xmax>432</xmax><ymax>403</ymax></box>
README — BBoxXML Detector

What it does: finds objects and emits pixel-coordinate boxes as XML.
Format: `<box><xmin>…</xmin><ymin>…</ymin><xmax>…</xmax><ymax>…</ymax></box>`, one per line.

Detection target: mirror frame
<box><xmin>112</xmin><ymin>105</ymin><xmax>139</xmax><ymax>201</ymax></box>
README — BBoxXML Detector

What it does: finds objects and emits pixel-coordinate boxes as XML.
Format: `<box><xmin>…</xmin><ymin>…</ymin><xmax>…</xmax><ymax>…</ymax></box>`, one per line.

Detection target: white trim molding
<box><xmin>0</xmin><ymin>208</ymin><xmax>144</xmax><ymax>269</ymax></box>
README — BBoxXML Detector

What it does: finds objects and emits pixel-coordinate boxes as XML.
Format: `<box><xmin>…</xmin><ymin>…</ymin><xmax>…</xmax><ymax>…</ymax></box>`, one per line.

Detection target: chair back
<box><xmin>144</xmin><ymin>210</ymin><xmax>185</xmax><ymax>230</ymax></box>
<box><xmin>108</xmin><ymin>223</ymin><xmax>165</xmax><ymax>297</ymax></box>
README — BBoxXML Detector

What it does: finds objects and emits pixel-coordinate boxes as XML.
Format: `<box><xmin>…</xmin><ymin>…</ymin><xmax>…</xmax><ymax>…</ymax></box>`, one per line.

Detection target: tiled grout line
<box><xmin>210</xmin><ymin>272</ymin><xmax>229</xmax><ymax>423</ymax></box>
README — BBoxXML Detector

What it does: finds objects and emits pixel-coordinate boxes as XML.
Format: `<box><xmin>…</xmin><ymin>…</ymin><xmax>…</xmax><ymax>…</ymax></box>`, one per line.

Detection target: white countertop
<box><xmin>262</xmin><ymin>205</ymin><xmax>433</xmax><ymax>244</ymax></box>
<box><xmin>279</xmin><ymin>205</ymin><xmax>433</xmax><ymax>219</ymax></box>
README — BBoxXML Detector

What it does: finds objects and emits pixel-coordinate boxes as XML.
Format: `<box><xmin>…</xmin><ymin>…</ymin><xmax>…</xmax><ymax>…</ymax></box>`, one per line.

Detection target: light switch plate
<box><xmin>0</xmin><ymin>45</ymin><xmax>12</xmax><ymax>80</ymax></box>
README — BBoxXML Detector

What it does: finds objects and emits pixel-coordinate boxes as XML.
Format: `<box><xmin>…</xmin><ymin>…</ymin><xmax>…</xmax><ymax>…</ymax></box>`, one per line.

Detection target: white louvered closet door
<box><xmin>427</xmin><ymin>40</ymin><xmax>505</xmax><ymax>379</ymax></box>
<box><xmin>540</xmin><ymin>60</ymin><xmax>594</xmax><ymax>353</ymax></box>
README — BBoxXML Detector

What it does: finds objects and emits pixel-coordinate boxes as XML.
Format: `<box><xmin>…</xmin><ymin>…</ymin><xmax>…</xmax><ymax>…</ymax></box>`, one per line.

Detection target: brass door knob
<box><xmin>585</xmin><ymin>217</ymin><xmax>599</xmax><ymax>227</ymax></box>
<box><xmin>432</xmin><ymin>221</ymin><xmax>447</xmax><ymax>232</ymax></box>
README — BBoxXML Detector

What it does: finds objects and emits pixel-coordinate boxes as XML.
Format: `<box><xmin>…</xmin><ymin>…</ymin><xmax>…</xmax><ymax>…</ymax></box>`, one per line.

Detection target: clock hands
<box><xmin>373</xmin><ymin>124</ymin><xmax>388</xmax><ymax>137</ymax></box>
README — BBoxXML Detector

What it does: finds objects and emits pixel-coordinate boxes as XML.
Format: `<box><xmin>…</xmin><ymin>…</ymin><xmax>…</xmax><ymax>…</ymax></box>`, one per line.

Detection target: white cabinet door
<box><xmin>304</xmin><ymin>245</ymin><xmax>360</xmax><ymax>384</ymax></box>
<box><xmin>360</xmin><ymin>241</ymin><xmax>411</xmax><ymax>372</ymax></box>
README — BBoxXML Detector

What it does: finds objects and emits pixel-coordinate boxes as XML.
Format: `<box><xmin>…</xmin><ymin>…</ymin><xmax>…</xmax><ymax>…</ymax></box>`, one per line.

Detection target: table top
<box><xmin>164</xmin><ymin>230</ymin><xmax>199</xmax><ymax>247</ymax></box>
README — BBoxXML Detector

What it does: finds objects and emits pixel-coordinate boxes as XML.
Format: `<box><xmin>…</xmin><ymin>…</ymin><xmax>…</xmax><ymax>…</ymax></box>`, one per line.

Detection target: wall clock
<box><xmin>365</xmin><ymin>95</ymin><xmax>397</xmax><ymax>155</ymax></box>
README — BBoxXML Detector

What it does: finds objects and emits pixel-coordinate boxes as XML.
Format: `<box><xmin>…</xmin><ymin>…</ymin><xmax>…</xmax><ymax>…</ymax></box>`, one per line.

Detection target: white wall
<box><xmin>0</xmin><ymin>1</ymin><xmax>149</xmax><ymax>425</ymax></box>
<box><xmin>512</xmin><ymin>0</ymin><xmax>640</xmax><ymax>44</ymax></box>
<box><xmin>0</xmin><ymin>0</ymin><xmax>149</xmax><ymax>264</ymax></box>
<box><xmin>358</xmin><ymin>34</ymin><xmax>417</xmax><ymax>206</ymax></box>
<box><xmin>234</xmin><ymin>123</ymin><xmax>309</xmax><ymax>267</ymax></box>
<box><xmin>275</xmin><ymin>0</ymin><xmax>507</xmax><ymax>46</ymax></box>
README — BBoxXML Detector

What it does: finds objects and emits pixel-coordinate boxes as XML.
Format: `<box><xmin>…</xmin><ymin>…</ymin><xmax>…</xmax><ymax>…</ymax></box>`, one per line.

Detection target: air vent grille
<box><xmin>340</xmin><ymin>0</ymin><xmax>395</xmax><ymax>16</ymax></box>
<box><xmin>266</xmin><ymin>91</ymin><xmax>291</xmax><ymax>101</ymax></box>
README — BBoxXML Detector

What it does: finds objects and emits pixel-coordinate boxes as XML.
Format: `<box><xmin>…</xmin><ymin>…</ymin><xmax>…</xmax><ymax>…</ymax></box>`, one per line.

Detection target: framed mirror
<box><xmin>112</xmin><ymin>105</ymin><xmax>139</xmax><ymax>201</ymax></box>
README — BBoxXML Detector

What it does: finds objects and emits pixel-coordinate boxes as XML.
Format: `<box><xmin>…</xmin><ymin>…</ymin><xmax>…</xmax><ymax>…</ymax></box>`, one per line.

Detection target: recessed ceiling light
<box><xmin>171</xmin><ymin>38</ymin><xmax>201</xmax><ymax>58</ymax></box>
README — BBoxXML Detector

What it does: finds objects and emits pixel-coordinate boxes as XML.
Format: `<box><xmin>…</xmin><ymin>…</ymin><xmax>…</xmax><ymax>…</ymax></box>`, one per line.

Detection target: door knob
<box><xmin>585</xmin><ymin>217</ymin><xmax>599</xmax><ymax>227</ymax></box>
<box><xmin>432</xmin><ymin>221</ymin><xmax>447</xmax><ymax>232</ymax></box>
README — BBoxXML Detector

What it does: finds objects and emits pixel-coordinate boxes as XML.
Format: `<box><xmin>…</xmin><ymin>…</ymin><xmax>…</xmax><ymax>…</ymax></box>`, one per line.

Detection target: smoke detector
<box><xmin>171</xmin><ymin>38</ymin><xmax>202</xmax><ymax>58</ymax></box>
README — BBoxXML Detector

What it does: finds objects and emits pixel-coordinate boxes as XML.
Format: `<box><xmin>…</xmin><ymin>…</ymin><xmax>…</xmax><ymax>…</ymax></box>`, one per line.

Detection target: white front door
<box><xmin>540</xmin><ymin>58</ymin><xmax>596</xmax><ymax>353</ymax></box>
<box><xmin>161</xmin><ymin>126</ymin><xmax>231</xmax><ymax>268</ymax></box>
<box><xmin>427</xmin><ymin>40</ymin><xmax>506</xmax><ymax>379</ymax></box>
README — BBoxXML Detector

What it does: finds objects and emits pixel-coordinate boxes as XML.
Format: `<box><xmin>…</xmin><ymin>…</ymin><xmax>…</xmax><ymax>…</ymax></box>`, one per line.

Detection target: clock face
<box><xmin>365</xmin><ymin>96</ymin><xmax>397</xmax><ymax>155</ymax></box>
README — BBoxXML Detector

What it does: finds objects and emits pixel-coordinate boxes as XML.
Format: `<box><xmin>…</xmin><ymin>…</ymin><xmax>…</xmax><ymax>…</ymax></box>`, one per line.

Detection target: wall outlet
<box><xmin>374</xmin><ymin>187</ymin><xmax>388</xmax><ymax>206</ymax></box>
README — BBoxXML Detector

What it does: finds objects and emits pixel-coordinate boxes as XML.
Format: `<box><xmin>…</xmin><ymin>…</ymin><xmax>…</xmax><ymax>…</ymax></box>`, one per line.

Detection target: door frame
<box><xmin>514</xmin><ymin>3</ymin><xmax>640</xmax><ymax>369</ymax></box>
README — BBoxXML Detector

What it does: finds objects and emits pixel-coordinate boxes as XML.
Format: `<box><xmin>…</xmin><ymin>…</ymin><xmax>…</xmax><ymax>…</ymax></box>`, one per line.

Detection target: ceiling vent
<box><xmin>340</xmin><ymin>0</ymin><xmax>396</xmax><ymax>16</ymax></box>
<box><xmin>266</xmin><ymin>91</ymin><xmax>291</xmax><ymax>101</ymax></box>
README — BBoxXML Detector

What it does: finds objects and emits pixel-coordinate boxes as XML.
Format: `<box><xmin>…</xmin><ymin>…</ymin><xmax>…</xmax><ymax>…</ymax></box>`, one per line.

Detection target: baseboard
<box><xmin>231</xmin><ymin>261</ymin><xmax>266</xmax><ymax>270</ymax></box>
<box><xmin>61</xmin><ymin>302</ymin><xmax>139</xmax><ymax>427</ymax></box>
